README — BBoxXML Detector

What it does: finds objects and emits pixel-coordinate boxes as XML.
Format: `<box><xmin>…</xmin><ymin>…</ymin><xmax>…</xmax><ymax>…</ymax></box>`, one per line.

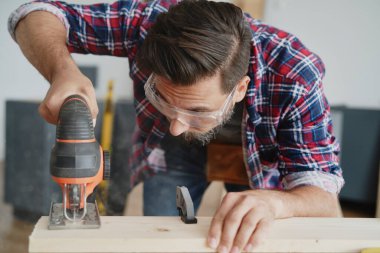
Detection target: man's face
<box><xmin>151</xmin><ymin>73</ymin><xmax>247</xmax><ymax>144</ymax></box>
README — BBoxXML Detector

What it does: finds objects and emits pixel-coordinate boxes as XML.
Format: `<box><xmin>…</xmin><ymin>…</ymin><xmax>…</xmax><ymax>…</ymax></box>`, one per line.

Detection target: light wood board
<box><xmin>376</xmin><ymin>162</ymin><xmax>380</xmax><ymax>218</ymax></box>
<box><xmin>234</xmin><ymin>0</ymin><xmax>265</xmax><ymax>20</ymax></box>
<box><xmin>29</xmin><ymin>216</ymin><xmax>380</xmax><ymax>253</ymax></box>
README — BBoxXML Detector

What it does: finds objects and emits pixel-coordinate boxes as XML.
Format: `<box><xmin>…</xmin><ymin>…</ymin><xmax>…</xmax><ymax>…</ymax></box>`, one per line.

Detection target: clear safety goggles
<box><xmin>144</xmin><ymin>74</ymin><xmax>237</xmax><ymax>129</ymax></box>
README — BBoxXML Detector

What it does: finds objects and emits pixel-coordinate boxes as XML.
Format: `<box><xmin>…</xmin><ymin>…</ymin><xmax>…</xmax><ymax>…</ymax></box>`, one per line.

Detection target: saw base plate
<box><xmin>48</xmin><ymin>202</ymin><xmax>101</xmax><ymax>230</ymax></box>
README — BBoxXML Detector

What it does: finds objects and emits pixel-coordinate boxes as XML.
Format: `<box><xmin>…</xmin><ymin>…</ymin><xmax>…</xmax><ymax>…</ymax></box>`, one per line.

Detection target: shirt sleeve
<box><xmin>277</xmin><ymin>80</ymin><xmax>345</xmax><ymax>194</ymax></box>
<box><xmin>8</xmin><ymin>0</ymin><xmax>177</xmax><ymax>58</ymax></box>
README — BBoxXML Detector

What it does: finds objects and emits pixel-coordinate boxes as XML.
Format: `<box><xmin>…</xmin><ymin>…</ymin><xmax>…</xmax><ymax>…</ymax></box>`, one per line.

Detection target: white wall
<box><xmin>0</xmin><ymin>0</ymin><xmax>132</xmax><ymax>161</ymax></box>
<box><xmin>263</xmin><ymin>0</ymin><xmax>380</xmax><ymax>109</ymax></box>
<box><xmin>1</xmin><ymin>0</ymin><xmax>379</xmax><ymax>161</ymax></box>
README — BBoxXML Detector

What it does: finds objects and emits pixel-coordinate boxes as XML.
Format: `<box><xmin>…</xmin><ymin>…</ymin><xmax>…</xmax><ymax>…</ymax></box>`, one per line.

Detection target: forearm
<box><xmin>15</xmin><ymin>11</ymin><xmax>80</xmax><ymax>83</ymax></box>
<box><xmin>14</xmin><ymin>11</ymin><xmax>98</xmax><ymax>124</ymax></box>
<box><xmin>268</xmin><ymin>185</ymin><xmax>341</xmax><ymax>218</ymax></box>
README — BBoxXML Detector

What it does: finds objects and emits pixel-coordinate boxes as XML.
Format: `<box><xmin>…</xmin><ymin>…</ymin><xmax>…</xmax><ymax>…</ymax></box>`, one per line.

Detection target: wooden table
<box><xmin>29</xmin><ymin>216</ymin><xmax>380</xmax><ymax>253</ymax></box>
<box><xmin>377</xmin><ymin>162</ymin><xmax>380</xmax><ymax>218</ymax></box>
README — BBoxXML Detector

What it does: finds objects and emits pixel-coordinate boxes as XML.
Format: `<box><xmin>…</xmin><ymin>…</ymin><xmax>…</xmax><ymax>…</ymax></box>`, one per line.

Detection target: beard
<box><xmin>181</xmin><ymin>104</ymin><xmax>235</xmax><ymax>145</ymax></box>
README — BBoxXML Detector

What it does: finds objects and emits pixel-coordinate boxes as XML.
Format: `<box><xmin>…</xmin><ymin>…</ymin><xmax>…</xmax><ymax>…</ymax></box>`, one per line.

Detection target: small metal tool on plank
<box><xmin>176</xmin><ymin>186</ymin><xmax>197</xmax><ymax>224</ymax></box>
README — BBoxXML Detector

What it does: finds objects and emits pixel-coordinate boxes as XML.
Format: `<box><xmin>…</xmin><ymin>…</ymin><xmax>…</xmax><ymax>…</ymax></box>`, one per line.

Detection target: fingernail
<box><xmin>208</xmin><ymin>237</ymin><xmax>217</xmax><ymax>249</ymax></box>
<box><xmin>230</xmin><ymin>246</ymin><xmax>240</xmax><ymax>253</ymax></box>
<box><xmin>218</xmin><ymin>245</ymin><xmax>228</xmax><ymax>253</ymax></box>
<box><xmin>244</xmin><ymin>243</ymin><xmax>253</xmax><ymax>252</ymax></box>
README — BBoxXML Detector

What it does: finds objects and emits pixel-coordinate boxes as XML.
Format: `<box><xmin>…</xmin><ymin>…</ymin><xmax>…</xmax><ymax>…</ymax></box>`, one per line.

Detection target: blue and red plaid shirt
<box><xmin>9</xmin><ymin>0</ymin><xmax>344</xmax><ymax>193</ymax></box>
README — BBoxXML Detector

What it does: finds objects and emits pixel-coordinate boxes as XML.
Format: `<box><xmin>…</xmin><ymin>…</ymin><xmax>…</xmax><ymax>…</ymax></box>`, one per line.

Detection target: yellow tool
<box><xmin>362</xmin><ymin>249</ymin><xmax>380</xmax><ymax>253</ymax></box>
<box><xmin>96</xmin><ymin>80</ymin><xmax>115</xmax><ymax>215</ymax></box>
<box><xmin>101</xmin><ymin>80</ymin><xmax>114</xmax><ymax>151</ymax></box>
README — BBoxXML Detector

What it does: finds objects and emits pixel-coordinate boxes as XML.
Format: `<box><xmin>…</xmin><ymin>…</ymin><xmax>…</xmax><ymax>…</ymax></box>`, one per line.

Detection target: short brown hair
<box><xmin>137</xmin><ymin>0</ymin><xmax>252</xmax><ymax>93</ymax></box>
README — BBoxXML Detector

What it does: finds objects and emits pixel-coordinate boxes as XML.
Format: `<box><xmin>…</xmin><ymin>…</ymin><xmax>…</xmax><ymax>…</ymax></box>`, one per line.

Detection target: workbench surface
<box><xmin>29</xmin><ymin>216</ymin><xmax>380</xmax><ymax>253</ymax></box>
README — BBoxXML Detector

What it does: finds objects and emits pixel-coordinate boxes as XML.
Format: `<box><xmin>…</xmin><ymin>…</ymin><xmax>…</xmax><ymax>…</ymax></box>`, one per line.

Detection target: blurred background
<box><xmin>0</xmin><ymin>0</ymin><xmax>379</xmax><ymax>252</ymax></box>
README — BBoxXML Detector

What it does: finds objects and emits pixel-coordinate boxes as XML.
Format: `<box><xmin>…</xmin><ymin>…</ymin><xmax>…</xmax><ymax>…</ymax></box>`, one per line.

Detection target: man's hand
<box><xmin>39</xmin><ymin>72</ymin><xmax>98</xmax><ymax>125</ymax></box>
<box><xmin>207</xmin><ymin>190</ymin><xmax>278</xmax><ymax>253</ymax></box>
<box><xmin>14</xmin><ymin>11</ymin><xmax>98</xmax><ymax>124</ymax></box>
<box><xmin>207</xmin><ymin>186</ymin><xmax>341</xmax><ymax>253</ymax></box>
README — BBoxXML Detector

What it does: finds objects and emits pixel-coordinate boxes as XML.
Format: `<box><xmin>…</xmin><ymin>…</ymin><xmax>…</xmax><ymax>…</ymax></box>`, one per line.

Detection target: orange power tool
<box><xmin>48</xmin><ymin>95</ymin><xmax>110</xmax><ymax>229</ymax></box>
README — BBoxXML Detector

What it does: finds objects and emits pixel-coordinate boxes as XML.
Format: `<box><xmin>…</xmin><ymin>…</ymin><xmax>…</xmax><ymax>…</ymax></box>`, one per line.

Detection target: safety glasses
<box><xmin>144</xmin><ymin>74</ymin><xmax>237</xmax><ymax>129</ymax></box>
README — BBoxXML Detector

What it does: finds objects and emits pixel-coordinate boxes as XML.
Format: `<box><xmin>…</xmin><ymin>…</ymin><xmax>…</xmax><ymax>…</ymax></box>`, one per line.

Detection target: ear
<box><xmin>234</xmin><ymin>75</ymin><xmax>250</xmax><ymax>103</ymax></box>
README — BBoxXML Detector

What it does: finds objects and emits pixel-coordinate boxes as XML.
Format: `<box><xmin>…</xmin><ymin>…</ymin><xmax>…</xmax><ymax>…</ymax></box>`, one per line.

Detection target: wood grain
<box><xmin>29</xmin><ymin>216</ymin><xmax>380</xmax><ymax>253</ymax></box>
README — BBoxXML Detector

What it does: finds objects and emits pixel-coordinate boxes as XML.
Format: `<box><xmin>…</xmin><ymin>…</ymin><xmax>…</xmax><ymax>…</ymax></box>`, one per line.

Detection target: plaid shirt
<box><xmin>9</xmin><ymin>0</ymin><xmax>344</xmax><ymax>193</ymax></box>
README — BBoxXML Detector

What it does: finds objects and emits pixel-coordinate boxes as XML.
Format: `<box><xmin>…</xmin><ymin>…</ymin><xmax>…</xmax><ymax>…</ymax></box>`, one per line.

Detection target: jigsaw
<box><xmin>48</xmin><ymin>95</ymin><xmax>110</xmax><ymax>229</ymax></box>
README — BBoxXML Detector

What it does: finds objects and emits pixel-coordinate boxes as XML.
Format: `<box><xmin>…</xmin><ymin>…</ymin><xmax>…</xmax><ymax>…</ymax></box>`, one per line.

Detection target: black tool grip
<box><xmin>56</xmin><ymin>95</ymin><xmax>94</xmax><ymax>140</ymax></box>
<box><xmin>51</xmin><ymin>95</ymin><xmax>100</xmax><ymax>178</ymax></box>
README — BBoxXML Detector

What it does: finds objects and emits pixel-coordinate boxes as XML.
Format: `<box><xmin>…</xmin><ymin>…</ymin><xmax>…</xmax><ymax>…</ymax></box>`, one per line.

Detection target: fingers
<box><xmin>232</xmin><ymin>209</ymin><xmax>262</xmax><ymax>252</ymax></box>
<box><xmin>38</xmin><ymin>102</ymin><xmax>58</xmax><ymax>124</ymax></box>
<box><xmin>38</xmin><ymin>88</ymin><xmax>63</xmax><ymax>124</ymax></box>
<box><xmin>207</xmin><ymin>192</ymin><xmax>274</xmax><ymax>253</ymax></box>
<box><xmin>80</xmin><ymin>83</ymin><xmax>99</xmax><ymax>122</ymax></box>
<box><xmin>207</xmin><ymin>192</ymin><xmax>240</xmax><ymax>250</ymax></box>
<box><xmin>218</xmin><ymin>196</ymin><xmax>256</xmax><ymax>253</ymax></box>
<box><xmin>38</xmin><ymin>76</ymin><xmax>98</xmax><ymax>125</ymax></box>
<box><xmin>244</xmin><ymin>218</ymin><xmax>272</xmax><ymax>251</ymax></box>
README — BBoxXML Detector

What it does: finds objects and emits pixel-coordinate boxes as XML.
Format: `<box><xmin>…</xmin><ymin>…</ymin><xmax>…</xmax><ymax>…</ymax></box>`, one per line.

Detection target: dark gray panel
<box><xmin>5</xmin><ymin>101</ymin><xmax>58</xmax><ymax>216</ymax></box>
<box><xmin>336</xmin><ymin>108</ymin><xmax>380</xmax><ymax>204</ymax></box>
<box><xmin>107</xmin><ymin>100</ymin><xmax>136</xmax><ymax>215</ymax></box>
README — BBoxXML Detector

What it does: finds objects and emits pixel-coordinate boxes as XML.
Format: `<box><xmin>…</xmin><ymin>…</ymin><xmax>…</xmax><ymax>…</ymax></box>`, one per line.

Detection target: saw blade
<box><xmin>48</xmin><ymin>201</ymin><xmax>101</xmax><ymax>230</ymax></box>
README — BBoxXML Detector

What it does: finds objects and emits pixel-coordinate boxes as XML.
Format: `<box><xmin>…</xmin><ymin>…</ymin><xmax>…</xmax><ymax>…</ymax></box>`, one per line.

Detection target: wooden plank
<box><xmin>197</xmin><ymin>181</ymin><xmax>226</xmax><ymax>216</ymax></box>
<box><xmin>124</xmin><ymin>182</ymin><xmax>143</xmax><ymax>216</ymax></box>
<box><xmin>234</xmin><ymin>0</ymin><xmax>265</xmax><ymax>20</ymax></box>
<box><xmin>377</xmin><ymin>162</ymin><xmax>380</xmax><ymax>218</ymax></box>
<box><xmin>29</xmin><ymin>217</ymin><xmax>380</xmax><ymax>253</ymax></box>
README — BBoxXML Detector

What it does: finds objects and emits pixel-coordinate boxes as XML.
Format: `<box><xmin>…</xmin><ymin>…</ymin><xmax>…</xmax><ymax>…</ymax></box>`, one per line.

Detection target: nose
<box><xmin>169</xmin><ymin>119</ymin><xmax>190</xmax><ymax>136</ymax></box>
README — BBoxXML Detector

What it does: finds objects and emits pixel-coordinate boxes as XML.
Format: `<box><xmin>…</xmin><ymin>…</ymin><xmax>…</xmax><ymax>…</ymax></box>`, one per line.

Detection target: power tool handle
<box><xmin>57</xmin><ymin>95</ymin><xmax>95</xmax><ymax>140</ymax></box>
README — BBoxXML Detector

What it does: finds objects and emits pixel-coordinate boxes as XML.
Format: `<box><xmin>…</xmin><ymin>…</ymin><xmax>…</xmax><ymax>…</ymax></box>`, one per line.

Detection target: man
<box><xmin>9</xmin><ymin>0</ymin><xmax>344</xmax><ymax>252</ymax></box>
